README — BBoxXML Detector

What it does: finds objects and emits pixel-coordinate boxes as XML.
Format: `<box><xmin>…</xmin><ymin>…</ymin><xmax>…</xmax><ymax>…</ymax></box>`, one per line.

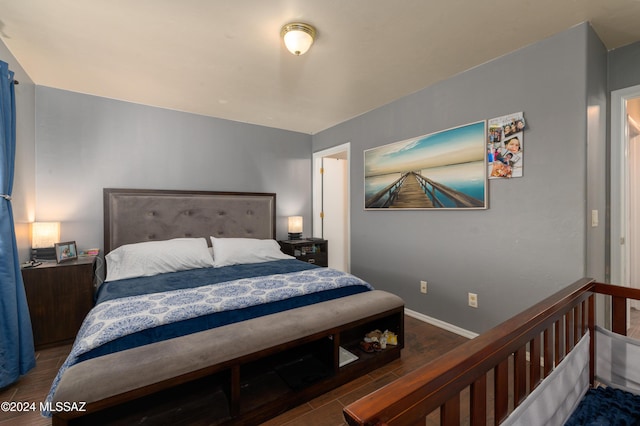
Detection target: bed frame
<box><xmin>343</xmin><ymin>278</ymin><xmax>640</xmax><ymax>425</ymax></box>
<box><xmin>50</xmin><ymin>188</ymin><xmax>405</xmax><ymax>425</ymax></box>
<box><xmin>103</xmin><ymin>188</ymin><xmax>278</xmax><ymax>252</ymax></box>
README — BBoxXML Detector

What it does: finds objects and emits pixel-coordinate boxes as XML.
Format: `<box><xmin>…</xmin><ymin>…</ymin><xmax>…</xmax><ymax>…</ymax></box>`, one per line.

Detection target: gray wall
<box><xmin>0</xmin><ymin>42</ymin><xmax>36</xmax><ymax>262</ymax></box>
<box><xmin>586</xmin><ymin>26</ymin><xmax>608</xmax><ymax>281</ymax></box>
<box><xmin>609</xmin><ymin>41</ymin><xmax>640</xmax><ymax>92</ymax></box>
<box><xmin>313</xmin><ymin>23</ymin><xmax>606</xmax><ymax>333</ymax></box>
<box><xmin>35</xmin><ymin>87</ymin><xmax>312</xmax><ymax>251</ymax></box>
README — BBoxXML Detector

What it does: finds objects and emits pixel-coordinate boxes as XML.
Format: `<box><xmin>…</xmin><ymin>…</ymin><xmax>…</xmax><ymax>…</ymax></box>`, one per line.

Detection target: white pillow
<box><xmin>210</xmin><ymin>237</ymin><xmax>294</xmax><ymax>267</ymax></box>
<box><xmin>105</xmin><ymin>237</ymin><xmax>215</xmax><ymax>282</ymax></box>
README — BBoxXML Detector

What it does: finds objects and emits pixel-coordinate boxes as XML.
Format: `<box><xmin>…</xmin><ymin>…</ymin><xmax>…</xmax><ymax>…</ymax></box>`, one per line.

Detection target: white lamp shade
<box><xmin>283</xmin><ymin>30</ymin><xmax>314</xmax><ymax>55</ymax></box>
<box><xmin>31</xmin><ymin>222</ymin><xmax>60</xmax><ymax>248</ymax></box>
<box><xmin>288</xmin><ymin>216</ymin><xmax>303</xmax><ymax>233</ymax></box>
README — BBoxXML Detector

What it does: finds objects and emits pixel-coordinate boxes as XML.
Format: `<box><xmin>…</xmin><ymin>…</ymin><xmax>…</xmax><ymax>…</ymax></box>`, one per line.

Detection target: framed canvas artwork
<box><xmin>364</xmin><ymin>121</ymin><xmax>487</xmax><ymax>210</ymax></box>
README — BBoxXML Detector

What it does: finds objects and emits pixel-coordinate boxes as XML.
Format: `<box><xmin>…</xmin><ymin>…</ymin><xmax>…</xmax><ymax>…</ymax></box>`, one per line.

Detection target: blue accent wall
<box><xmin>312</xmin><ymin>23</ymin><xmax>608</xmax><ymax>333</ymax></box>
<box><xmin>34</xmin><ymin>88</ymin><xmax>312</xmax><ymax>247</ymax></box>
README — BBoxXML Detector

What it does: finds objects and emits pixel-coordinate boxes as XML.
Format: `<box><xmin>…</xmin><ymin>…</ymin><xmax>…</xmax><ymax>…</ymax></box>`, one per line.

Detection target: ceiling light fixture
<box><xmin>281</xmin><ymin>22</ymin><xmax>316</xmax><ymax>56</ymax></box>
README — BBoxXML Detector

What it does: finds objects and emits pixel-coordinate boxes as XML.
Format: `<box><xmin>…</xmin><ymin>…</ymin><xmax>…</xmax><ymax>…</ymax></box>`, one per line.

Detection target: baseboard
<box><xmin>404</xmin><ymin>308</ymin><xmax>479</xmax><ymax>339</ymax></box>
<box><xmin>404</xmin><ymin>309</ymin><xmax>550</xmax><ymax>365</ymax></box>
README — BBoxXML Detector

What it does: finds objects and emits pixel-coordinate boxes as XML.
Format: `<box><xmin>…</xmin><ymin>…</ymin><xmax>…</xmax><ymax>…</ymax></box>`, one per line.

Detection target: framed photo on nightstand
<box><xmin>55</xmin><ymin>241</ymin><xmax>78</xmax><ymax>263</ymax></box>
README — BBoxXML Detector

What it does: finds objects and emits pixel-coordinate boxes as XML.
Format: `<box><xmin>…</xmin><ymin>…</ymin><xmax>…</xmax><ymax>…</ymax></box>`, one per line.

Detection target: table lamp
<box><xmin>31</xmin><ymin>221</ymin><xmax>60</xmax><ymax>261</ymax></box>
<box><xmin>288</xmin><ymin>216</ymin><xmax>303</xmax><ymax>240</ymax></box>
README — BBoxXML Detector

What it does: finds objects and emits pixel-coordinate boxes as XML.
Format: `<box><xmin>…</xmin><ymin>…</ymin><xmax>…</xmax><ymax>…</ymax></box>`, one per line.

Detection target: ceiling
<box><xmin>1</xmin><ymin>1</ymin><xmax>640</xmax><ymax>135</ymax></box>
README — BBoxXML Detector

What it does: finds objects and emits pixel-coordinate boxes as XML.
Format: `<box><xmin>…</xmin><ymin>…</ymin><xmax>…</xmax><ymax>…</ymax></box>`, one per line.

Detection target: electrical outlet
<box><xmin>420</xmin><ymin>280</ymin><xmax>427</xmax><ymax>294</ymax></box>
<box><xmin>468</xmin><ymin>292</ymin><xmax>478</xmax><ymax>308</ymax></box>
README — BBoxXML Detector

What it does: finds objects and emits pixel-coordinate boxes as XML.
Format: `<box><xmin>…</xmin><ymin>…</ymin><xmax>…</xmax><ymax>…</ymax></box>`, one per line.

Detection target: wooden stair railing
<box><xmin>344</xmin><ymin>278</ymin><xmax>640</xmax><ymax>426</ymax></box>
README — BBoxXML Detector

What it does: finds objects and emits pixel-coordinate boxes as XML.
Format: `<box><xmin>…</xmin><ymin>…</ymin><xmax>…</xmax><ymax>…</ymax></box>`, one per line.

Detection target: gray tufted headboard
<box><xmin>103</xmin><ymin>188</ymin><xmax>276</xmax><ymax>254</ymax></box>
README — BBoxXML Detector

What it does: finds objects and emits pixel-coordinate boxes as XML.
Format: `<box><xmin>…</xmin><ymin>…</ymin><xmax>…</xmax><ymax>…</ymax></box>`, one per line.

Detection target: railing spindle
<box><xmin>470</xmin><ymin>374</ymin><xmax>487</xmax><ymax>425</ymax></box>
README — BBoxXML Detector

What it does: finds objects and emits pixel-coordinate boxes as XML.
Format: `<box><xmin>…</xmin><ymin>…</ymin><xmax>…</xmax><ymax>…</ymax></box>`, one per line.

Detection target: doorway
<box><xmin>611</xmin><ymin>86</ymin><xmax>640</xmax><ymax>326</ymax></box>
<box><xmin>628</xmin><ymin>100</ymin><xmax>640</xmax><ymax>310</ymax></box>
<box><xmin>312</xmin><ymin>143</ymin><xmax>350</xmax><ymax>272</ymax></box>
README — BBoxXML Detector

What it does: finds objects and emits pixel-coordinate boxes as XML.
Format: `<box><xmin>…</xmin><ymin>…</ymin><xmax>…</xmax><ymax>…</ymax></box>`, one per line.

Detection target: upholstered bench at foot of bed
<box><xmin>52</xmin><ymin>289</ymin><xmax>404</xmax><ymax>408</ymax></box>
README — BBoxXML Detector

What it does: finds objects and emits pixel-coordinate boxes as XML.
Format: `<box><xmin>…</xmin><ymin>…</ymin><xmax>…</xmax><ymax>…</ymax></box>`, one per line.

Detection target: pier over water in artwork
<box><xmin>365</xmin><ymin>171</ymin><xmax>483</xmax><ymax>209</ymax></box>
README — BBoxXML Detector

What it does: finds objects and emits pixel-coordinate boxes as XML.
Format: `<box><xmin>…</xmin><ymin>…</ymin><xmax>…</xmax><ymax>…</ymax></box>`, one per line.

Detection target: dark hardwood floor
<box><xmin>0</xmin><ymin>315</ymin><xmax>468</xmax><ymax>426</ymax></box>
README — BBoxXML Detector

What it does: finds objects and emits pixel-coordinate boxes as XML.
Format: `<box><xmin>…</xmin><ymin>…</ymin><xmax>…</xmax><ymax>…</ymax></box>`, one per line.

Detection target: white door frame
<box><xmin>312</xmin><ymin>143</ymin><xmax>351</xmax><ymax>271</ymax></box>
<box><xmin>611</xmin><ymin>84</ymin><xmax>640</xmax><ymax>289</ymax></box>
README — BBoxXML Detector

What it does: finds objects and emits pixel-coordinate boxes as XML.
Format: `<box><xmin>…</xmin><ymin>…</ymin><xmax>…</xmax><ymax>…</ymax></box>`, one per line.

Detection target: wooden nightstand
<box><xmin>278</xmin><ymin>239</ymin><xmax>328</xmax><ymax>267</ymax></box>
<box><xmin>21</xmin><ymin>256</ymin><xmax>97</xmax><ymax>349</ymax></box>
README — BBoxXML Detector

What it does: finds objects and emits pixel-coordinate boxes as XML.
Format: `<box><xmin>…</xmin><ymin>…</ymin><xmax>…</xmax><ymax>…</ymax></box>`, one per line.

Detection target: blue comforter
<box><xmin>83</xmin><ymin>259</ymin><xmax>370</xmax><ymax>360</ymax></box>
<box><xmin>45</xmin><ymin>260</ymin><xmax>372</xmax><ymax>414</ymax></box>
<box><xmin>95</xmin><ymin>259</ymin><xmax>322</xmax><ymax>303</ymax></box>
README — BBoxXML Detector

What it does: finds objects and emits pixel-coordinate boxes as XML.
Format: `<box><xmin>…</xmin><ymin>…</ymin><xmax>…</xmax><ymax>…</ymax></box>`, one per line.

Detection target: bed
<box><xmin>343</xmin><ymin>278</ymin><xmax>640</xmax><ymax>425</ymax></box>
<box><xmin>47</xmin><ymin>188</ymin><xmax>405</xmax><ymax>425</ymax></box>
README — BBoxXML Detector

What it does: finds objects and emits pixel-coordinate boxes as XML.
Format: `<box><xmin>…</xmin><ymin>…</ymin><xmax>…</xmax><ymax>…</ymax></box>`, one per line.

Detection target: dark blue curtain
<box><xmin>0</xmin><ymin>60</ymin><xmax>35</xmax><ymax>388</ymax></box>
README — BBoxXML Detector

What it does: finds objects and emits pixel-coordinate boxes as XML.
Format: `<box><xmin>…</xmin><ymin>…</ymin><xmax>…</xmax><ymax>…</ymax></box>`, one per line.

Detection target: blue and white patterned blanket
<box><xmin>44</xmin><ymin>267</ymin><xmax>371</xmax><ymax>414</ymax></box>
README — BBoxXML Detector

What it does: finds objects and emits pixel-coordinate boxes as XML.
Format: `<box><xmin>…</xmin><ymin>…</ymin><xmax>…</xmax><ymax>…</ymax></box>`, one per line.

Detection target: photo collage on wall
<box><xmin>487</xmin><ymin>112</ymin><xmax>525</xmax><ymax>179</ymax></box>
